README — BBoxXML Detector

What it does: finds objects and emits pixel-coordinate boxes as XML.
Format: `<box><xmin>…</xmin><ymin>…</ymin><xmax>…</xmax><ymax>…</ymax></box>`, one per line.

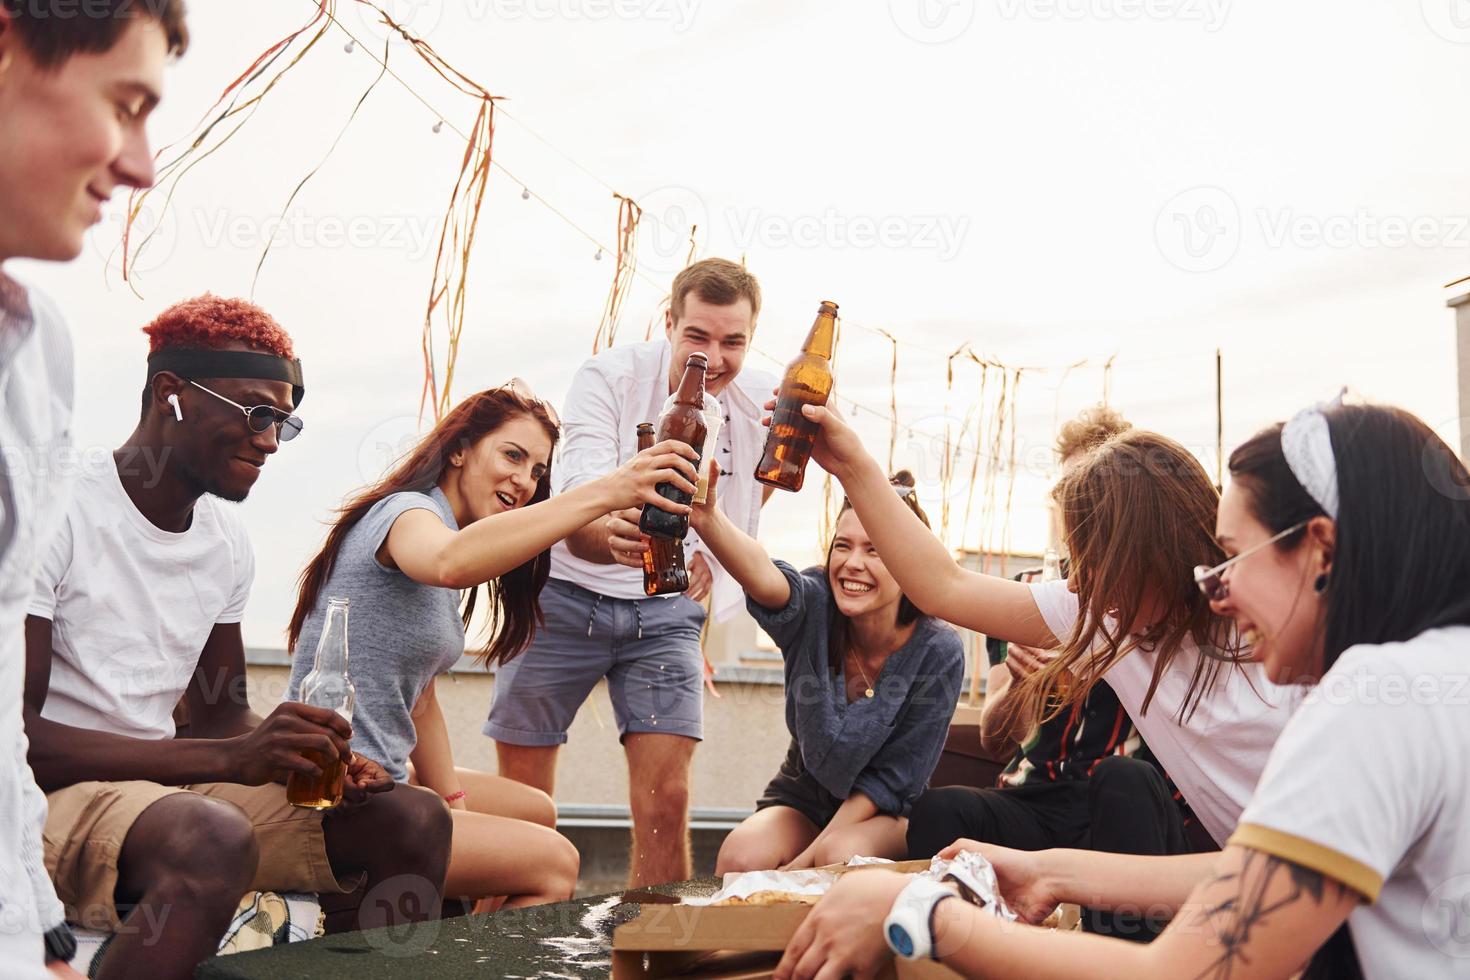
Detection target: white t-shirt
<box><xmin>1028</xmin><ymin>579</ymin><xmax>1304</xmax><ymax>845</ymax></box>
<box><xmin>29</xmin><ymin>461</ymin><xmax>254</xmax><ymax>740</ymax></box>
<box><xmin>1231</xmin><ymin>626</ymin><xmax>1470</xmax><ymax>978</ymax></box>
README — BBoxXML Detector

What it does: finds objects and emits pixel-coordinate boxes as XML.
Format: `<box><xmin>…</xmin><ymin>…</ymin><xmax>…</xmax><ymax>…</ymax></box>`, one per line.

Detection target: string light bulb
<box><xmin>594</xmin><ymin>248</ymin><xmax>603</xmax><ymax>261</ymax></box>
<box><xmin>432</xmin><ymin>119</ymin><xmax>443</xmax><ymax>134</ymax></box>
<box><xmin>521</xmin><ymin>187</ymin><xmax>530</xmax><ymax>201</ymax></box>
<box><xmin>343</xmin><ymin>39</ymin><xmax>356</xmax><ymax>53</ymax></box>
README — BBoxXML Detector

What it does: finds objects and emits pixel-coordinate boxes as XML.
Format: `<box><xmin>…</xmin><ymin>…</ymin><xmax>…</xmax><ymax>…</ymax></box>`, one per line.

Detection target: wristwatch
<box><xmin>43</xmin><ymin>923</ymin><xmax>78</xmax><ymax>965</ymax></box>
<box><xmin>883</xmin><ymin>878</ymin><xmax>955</xmax><ymax>961</ymax></box>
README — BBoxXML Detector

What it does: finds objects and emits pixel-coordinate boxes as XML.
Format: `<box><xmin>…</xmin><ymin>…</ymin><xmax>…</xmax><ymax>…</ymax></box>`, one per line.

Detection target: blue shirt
<box><xmin>747</xmin><ymin>561</ymin><xmax>965</xmax><ymax>816</ymax></box>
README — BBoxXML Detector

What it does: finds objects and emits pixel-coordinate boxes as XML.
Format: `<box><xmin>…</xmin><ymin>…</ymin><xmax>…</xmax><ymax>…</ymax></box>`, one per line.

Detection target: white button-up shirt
<box><xmin>0</xmin><ymin>272</ymin><xmax>71</xmax><ymax>976</ymax></box>
<box><xmin>547</xmin><ymin>339</ymin><xmax>775</xmax><ymax>622</ymax></box>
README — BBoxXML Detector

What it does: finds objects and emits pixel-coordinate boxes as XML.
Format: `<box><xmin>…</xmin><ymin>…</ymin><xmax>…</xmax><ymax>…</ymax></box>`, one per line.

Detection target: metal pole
<box><xmin>1215</xmin><ymin>347</ymin><xmax>1224</xmax><ymax>490</ymax></box>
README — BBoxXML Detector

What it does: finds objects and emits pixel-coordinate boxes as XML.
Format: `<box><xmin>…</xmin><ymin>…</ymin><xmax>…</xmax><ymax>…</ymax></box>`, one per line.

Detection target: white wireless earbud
<box><xmin>167</xmin><ymin>393</ymin><xmax>183</xmax><ymax>422</ymax></box>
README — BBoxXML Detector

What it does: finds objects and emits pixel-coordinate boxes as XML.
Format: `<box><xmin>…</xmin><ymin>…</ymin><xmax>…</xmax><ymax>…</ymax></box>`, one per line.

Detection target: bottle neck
<box><xmin>312</xmin><ymin>601</ymin><xmax>350</xmax><ymax>676</ymax></box>
<box><xmin>673</xmin><ymin>362</ymin><xmax>707</xmax><ymax>406</ymax></box>
<box><xmin>802</xmin><ymin>311</ymin><xmax>837</xmax><ymax>360</ymax></box>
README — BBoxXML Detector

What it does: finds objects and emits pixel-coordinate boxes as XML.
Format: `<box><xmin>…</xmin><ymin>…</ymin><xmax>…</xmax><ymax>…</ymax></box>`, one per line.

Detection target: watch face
<box><xmin>887</xmin><ymin>922</ymin><xmax>915</xmax><ymax>958</ymax></box>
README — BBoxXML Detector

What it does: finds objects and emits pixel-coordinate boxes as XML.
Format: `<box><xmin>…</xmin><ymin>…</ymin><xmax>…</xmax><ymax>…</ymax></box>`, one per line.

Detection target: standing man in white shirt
<box><xmin>0</xmin><ymin>3</ymin><xmax>187</xmax><ymax>975</ymax></box>
<box><xmin>487</xmin><ymin>258</ymin><xmax>776</xmax><ymax>887</ymax></box>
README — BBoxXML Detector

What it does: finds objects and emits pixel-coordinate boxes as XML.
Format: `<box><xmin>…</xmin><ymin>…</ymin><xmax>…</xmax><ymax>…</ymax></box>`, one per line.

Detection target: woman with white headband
<box><xmin>775</xmin><ymin>400</ymin><xmax>1470</xmax><ymax>979</ymax></box>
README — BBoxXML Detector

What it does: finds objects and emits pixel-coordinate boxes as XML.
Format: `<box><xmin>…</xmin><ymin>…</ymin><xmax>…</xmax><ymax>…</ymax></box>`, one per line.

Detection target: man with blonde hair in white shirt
<box><xmin>487</xmin><ymin>258</ymin><xmax>776</xmax><ymax>887</ymax></box>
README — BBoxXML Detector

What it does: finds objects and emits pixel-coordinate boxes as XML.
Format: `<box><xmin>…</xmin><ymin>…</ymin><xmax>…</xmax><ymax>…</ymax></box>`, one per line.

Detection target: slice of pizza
<box><xmin>712</xmin><ymin>890</ymin><xmax>823</xmax><ymax>907</ymax></box>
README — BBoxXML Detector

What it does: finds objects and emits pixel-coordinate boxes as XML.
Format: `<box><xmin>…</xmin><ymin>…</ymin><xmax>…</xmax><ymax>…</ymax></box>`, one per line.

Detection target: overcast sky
<box><xmin>13</xmin><ymin>0</ymin><xmax>1470</xmax><ymax>648</ymax></box>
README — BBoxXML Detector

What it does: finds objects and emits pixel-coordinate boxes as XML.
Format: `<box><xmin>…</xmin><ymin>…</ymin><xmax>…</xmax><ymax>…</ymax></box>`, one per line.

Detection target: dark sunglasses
<box><xmin>1193</xmin><ymin>521</ymin><xmax>1306</xmax><ymax>602</ymax></box>
<box><xmin>189</xmin><ymin>380</ymin><xmax>304</xmax><ymax>442</ymax></box>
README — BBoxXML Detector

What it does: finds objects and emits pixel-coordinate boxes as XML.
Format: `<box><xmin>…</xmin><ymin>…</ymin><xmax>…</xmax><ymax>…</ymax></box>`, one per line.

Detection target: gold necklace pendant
<box><xmin>864</xmin><ymin>688</ymin><xmax>875</xmax><ymax>699</ymax></box>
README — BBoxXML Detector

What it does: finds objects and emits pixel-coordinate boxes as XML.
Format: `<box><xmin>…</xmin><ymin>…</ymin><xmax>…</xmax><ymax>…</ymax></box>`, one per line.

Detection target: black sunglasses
<box><xmin>189</xmin><ymin>380</ymin><xmax>304</xmax><ymax>442</ymax></box>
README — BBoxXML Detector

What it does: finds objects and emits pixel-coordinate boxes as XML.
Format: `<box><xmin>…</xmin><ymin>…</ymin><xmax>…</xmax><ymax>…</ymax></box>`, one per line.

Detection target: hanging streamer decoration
<box><xmin>592</xmin><ymin>193</ymin><xmax>643</xmax><ymax>353</ymax></box>
<box><xmin>119</xmin><ymin>1</ymin><xmax>338</xmax><ymax>291</ymax></box>
<box><xmin>118</xmin><ymin>0</ymin><xmax>503</xmax><ymax>422</ymax></box>
<box><xmin>874</xmin><ymin>329</ymin><xmax>901</xmax><ymax>474</ymax></box>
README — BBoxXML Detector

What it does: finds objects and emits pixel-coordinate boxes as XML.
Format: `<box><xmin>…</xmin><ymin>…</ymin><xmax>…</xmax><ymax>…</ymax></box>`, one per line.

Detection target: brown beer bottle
<box><xmin>287</xmin><ymin>597</ymin><xmax>354</xmax><ymax>810</ymax></box>
<box><xmin>636</xmin><ymin>422</ymin><xmax>690</xmax><ymax>595</ymax></box>
<box><xmin>639</xmin><ymin>352</ymin><xmax>708</xmax><ymax>539</ymax></box>
<box><xmin>755</xmin><ymin>300</ymin><xmax>838</xmax><ymax>492</ymax></box>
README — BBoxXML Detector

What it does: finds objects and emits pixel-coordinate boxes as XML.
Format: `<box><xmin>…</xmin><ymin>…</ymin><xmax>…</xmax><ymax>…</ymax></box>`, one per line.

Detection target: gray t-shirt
<box><xmin>288</xmin><ymin>487</ymin><xmax>465</xmax><ymax>782</ymax></box>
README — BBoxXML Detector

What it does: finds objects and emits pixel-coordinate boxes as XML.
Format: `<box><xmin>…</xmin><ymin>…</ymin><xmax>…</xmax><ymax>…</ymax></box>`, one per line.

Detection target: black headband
<box><xmin>147</xmin><ymin>349</ymin><xmax>305</xmax><ymax>408</ymax></box>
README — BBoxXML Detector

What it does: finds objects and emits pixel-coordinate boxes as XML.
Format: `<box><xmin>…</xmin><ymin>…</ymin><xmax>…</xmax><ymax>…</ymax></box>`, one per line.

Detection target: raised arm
<box><xmin>385</xmin><ymin>440</ymin><xmax>697</xmax><ymax>589</ymax></box>
<box><xmin>799</xmin><ymin>403</ymin><xmax>1056</xmax><ymax>647</ymax></box>
<box><xmin>686</xmin><ymin>469</ymin><xmax>790</xmax><ymax>609</ymax></box>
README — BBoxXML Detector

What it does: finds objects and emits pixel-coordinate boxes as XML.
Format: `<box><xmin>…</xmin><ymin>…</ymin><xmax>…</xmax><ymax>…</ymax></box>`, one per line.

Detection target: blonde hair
<box><xmin>1056</xmin><ymin>404</ymin><xmax>1132</xmax><ymax>464</ymax></box>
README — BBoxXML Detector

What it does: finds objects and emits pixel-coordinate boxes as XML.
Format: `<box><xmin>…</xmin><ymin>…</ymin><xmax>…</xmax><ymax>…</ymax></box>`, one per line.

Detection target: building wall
<box><xmin>244</xmin><ymin>663</ymin><xmax>792</xmax><ymax>811</ymax></box>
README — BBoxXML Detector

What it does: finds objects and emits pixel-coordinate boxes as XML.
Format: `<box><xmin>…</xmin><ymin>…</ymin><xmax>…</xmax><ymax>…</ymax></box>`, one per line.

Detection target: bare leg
<box><xmin>99</xmin><ymin>794</ymin><xmax>259</xmax><ymax>980</ymax></box>
<box><xmin>495</xmin><ymin>742</ymin><xmax>560</xmax><ymax>797</ymax></box>
<box><xmin>451</xmin><ymin>766</ymin><xmax>559</xmax><ymax>827</ymax></box>
<box><xmin>811</xmin><ymin>815</ymin><xmax>910</xmax><ymax>867</ymax></box>
<box><xmin>440</xmin><ymin>809</ymin><xmax>580</xmax><ymax>908</ymax></box>
<box><xmin>319</xmin><ymin>783</ymin><xmax>452</xmax><ymax>934</ymax></box>
<box><xmin>623</xmin><ymin>733</ymin><xmax>696</xmax><ymax>887</ymax></box>
<box><xmin>715</xmin><ymin>807</ymin><xmax>820</xmax><ymax>875</ymax></box>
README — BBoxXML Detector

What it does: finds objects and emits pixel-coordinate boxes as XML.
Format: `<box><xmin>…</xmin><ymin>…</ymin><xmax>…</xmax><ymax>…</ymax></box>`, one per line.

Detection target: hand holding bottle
<box><xmin>601</xmin><ymin>438</ymin><xmax>699</xmax><ymax>514</ymax></box>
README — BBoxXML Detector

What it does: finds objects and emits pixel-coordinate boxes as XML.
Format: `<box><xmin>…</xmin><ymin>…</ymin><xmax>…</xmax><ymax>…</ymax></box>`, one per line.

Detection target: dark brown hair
<box><xmin>1024</xmin><ymin>430</ymin><xmax>1241</xmax><ymax>723</ymax></box>
<box><xmin>3</xmin><ymin>0</ymin><xmax>189</xmax><ymax>67</ymax></box>
<box><xmin>670</xmin><ymin>257</ymin><xmax>762</xmax><ymax>322</ymax></box>
<box><xmin>288</xmin><ymin>387</ymin><xmax>559</xmax><ymax>667</ymax></box>
<box><xmin>824</xmin><ymin>470</ymin><xmax>931</xmax><ymax>674</ymax></box>
<box><xmin>1228</xmin><ymin>403</ymin><xmax>1470</xmax><ymax>674</ymax></box>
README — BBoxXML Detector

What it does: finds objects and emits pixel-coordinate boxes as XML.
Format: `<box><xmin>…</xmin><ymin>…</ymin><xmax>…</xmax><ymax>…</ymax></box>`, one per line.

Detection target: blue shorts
<box><xmin>484</xmin><ymin>577</ymin><xmax>707</xmax><ymax>746</ymax></box>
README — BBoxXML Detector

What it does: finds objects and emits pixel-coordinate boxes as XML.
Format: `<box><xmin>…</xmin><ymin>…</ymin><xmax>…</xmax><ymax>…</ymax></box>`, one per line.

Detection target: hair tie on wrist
<box><xmin>444</xmin><ymin>790</ymin><xmax>467</xmax><ymax>804</ymax></box>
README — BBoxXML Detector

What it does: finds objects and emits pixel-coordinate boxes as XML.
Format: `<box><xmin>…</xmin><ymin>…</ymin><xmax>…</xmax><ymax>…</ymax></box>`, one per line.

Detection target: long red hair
<box><xmin>288</xmin><ymin>387</ymin><xmax>559</xmax><ymax>666</ymax></box>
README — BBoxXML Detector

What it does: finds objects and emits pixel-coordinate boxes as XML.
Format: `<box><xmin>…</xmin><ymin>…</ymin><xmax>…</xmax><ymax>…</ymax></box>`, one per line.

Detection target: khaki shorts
<box><xmin>44</xmin><ymin>780</ymin><xmax>353</xmax><ymax>931</ymax></box>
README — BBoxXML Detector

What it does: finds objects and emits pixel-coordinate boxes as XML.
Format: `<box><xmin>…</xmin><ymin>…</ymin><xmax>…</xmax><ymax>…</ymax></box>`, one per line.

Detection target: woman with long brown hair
<box><xmin>286</xmin><ymin>380</ymin><xmax>697</xmax><ymax>909</ymax></box>
<box><xmin>777</xmin><ymin>400</ymin><xmax>1303</xmax><ymax>856</ymax></box>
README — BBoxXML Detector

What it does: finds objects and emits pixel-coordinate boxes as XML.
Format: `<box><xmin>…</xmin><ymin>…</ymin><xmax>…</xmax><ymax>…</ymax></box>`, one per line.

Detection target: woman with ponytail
<box><xmin>287</xmin><ymin>380</ymin><xmax>697</xmax><ymax>909</ymax></box>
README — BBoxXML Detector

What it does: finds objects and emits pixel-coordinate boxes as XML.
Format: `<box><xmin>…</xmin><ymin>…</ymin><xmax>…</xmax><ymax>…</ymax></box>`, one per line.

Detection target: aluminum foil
<box><xmin>679</xmin><ymin>850</ymin><xmax>1015</xmax><ymax>921</ymax></box>
<box><xmin>920</xmin><ymin>851</ymin><xmax>1017</xmax><ymax>921</ymax></box>
<box><xmin>684</xmin><ymin>868</ymin><xmax>838</xmax><ymax>906</ymax></box>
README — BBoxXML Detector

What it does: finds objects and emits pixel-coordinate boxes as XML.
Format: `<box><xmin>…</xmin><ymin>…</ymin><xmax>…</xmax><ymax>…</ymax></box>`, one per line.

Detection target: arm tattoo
<box><xmin>1191</xmin><ymin>851</ymin><xmax>1348</xmax><ymax>980</ymax></box>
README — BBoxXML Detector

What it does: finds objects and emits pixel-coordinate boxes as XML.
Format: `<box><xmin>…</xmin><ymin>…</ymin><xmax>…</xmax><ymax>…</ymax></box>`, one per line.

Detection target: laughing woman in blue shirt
<box><xmin>691</xmin><ymin>470</ymin><xmax>964</xmax><ymax>874</ymax></box>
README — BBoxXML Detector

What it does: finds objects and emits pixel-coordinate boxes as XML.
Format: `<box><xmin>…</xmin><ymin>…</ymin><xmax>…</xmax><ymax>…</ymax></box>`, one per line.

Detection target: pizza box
<box><xmin>611</xmin><ymin>861</ymin><xmax>961</xmax><ymax>979</ymax></box>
